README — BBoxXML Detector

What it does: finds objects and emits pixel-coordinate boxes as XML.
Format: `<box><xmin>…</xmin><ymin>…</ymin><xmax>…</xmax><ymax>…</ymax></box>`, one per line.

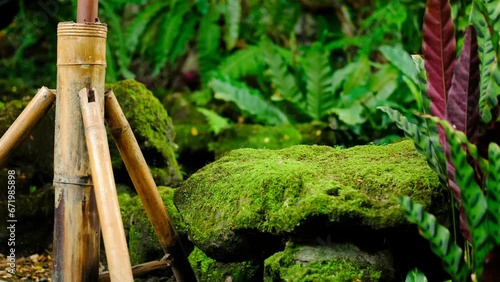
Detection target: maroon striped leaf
<box><xmin>423</xmin><ymin>0</ymin><xmax>457</xmax><ymax>121</ymax></box>
<box><xmin>446</xmin><ymin>25</ymin><xmax>480</xmax><ymax>143</ymax></box>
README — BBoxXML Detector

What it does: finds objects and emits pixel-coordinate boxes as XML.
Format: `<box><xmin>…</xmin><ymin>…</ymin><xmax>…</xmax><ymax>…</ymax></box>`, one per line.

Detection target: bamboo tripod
<box><xmin>0</xmin><ymin>3</ymin><xmax>197</xmax><ymax>282</ymax></box>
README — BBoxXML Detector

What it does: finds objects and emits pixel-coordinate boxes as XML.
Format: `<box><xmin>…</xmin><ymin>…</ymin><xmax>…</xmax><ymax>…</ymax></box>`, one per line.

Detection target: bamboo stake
<box><xmin>0</xmin><ymin>87</ymin><xmax>55</xmax><ymax>169</ymax></box>
<box><xmin>104</xmin><ymin>90</ymin><xmax>198</xmax><ymax>281</ymax></box>
<box><xmin>80</xmin><ymin>88</ymin><xmax>133</xmax><ymax>282</ymax></box>
<box><xmin>53</xmin><ymin>22</ymin><xmax>107</xmax><ymax>282</ymax></box>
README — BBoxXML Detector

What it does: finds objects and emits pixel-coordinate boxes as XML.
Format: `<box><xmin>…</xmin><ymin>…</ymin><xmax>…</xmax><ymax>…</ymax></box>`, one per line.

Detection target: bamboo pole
<box><xmin>0</xmin><ymin>87</ymin><xmax>55</xmax><ymax>169</ymax></box>
<box><xmin>80</xmin><ymin>88</ymin><xmax>133</xmax><ymax>282</ymax></box>
<box><xmin>53</xmin><ymin>22</ymin><xmax>107</xmax><ymax>282</ymax></box>
<box><xmin>77</xmin><ymin>0</ymin><xmax>98</xmax><ymax>23</ymax></box>
<box><xmin>104</xmin><ymin>90</ymin><xmax>198</xmax><ymax>281</ymax></box>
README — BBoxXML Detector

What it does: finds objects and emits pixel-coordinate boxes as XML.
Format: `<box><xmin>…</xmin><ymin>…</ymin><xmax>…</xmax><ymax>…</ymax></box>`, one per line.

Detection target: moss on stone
<box><xmin>188</xmin><ymin>247</ymin><xmax>261</xmax><ymax>282</ymax></box>
<box><xmin>118</xmin><ymin>186</ymin><xmax>189</xmax><ymax>264</ymax></box>
<box><xmin>264</xmin><ymin>243</ymin><xmax>383</xmax><ymax>282</ymax></box>
<box><xmin>107</xmin><ymin>79</ymin><xmax>181</xmax><ymax>186</ymax></box>
<box><xmin>175</xmin><ymin>140</ymin><xmax>440</xmax><ymax>259</ymax></box>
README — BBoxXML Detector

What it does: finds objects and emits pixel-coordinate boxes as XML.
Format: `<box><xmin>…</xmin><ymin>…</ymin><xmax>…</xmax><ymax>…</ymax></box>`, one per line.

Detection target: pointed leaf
<box><xmin>196</xmin><ymin>108</ymin><xmax>231</xmax><ymax>134</ymax></box>
<box><xmin>405</xmin><ymin>268</ymin><xmax>429</xmax><ymax>282</ymax></box>
<box><xmin>471</xmin><ymin>4</ymin><xmax>497</xmax><ymax>123</ymax></box>
<box><xmin>198</xmin><ymin>7</ymin><xmax>222</xmax><ymax>86</ymax></box>
<box><xmin>422</xmin><ymin>0</ymin><xmax>457</xmax><ymax>120</ymax></box>
<box><xmin>380</xmin><ymin>45</ymin><xmax>418</xmax><ymax>83</ymax></box>
<box><xmin>209</xmin><ymin>76</ymin><xmax>289</xmax><ymax>125</ymax></box>
<box><xmin>446</xmin><ymin>25</ymin><xmax>480</xmax><ymax>142</ymax></box>
<box><xmin>303</xmin><ymin>44</ymin><xmax>335</xmax><ymax>120</ymax></box>
<box><xmin>218</xmin><ymin>45</ymin><xmax>265</xmax><ymax>79</ymax></box>
<box><xmin>399</xmin><ymin>196</ymin><xmax>470</xmax><ymax>282</ymax></box>
<box><xmin>430</xmin><ymin>117</ymin><xmax>493</xmax><ymax>280</ymax></box>
<box><xmin>486</xmin><ymin>143</ymin><xmax>500</xmax><ymax>245</ymax></box>
<box><xmin>223</xmin><ymin>0</ymin><xmax>241</xmax><ymax>50</ymax></box>
<box><xmin>263</xmin><ymin>42</ymin><xmax>303</xmax><ymax>108</ymax></box>
<box><xmin>378</xmin><ymin>107</ymin><xmax>447</xmax><ymax>181</ymax></box>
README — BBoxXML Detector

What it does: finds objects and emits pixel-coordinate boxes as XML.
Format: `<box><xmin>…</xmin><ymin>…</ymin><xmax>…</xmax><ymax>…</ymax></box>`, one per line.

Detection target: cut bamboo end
<box><xmin>0</xmin><ymin>87</ymin><xmax>55</xmax><ymax>169</ymax></box>
<box><xmin>80</xmin><ymin>88</ymin><xmax>134</xmax><ymax>282</ymax></box>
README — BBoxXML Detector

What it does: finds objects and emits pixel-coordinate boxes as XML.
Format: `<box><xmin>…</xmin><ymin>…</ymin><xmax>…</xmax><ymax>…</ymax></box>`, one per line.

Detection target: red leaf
<box><xmin>446</xmin><ymin>25</ymin><xmax>480</xmax><ymax>142</ymax></box>
<box><xmin>423</xmin><ymin>0</ymin><xmax>457</xmax><ymax>120</ymax></box>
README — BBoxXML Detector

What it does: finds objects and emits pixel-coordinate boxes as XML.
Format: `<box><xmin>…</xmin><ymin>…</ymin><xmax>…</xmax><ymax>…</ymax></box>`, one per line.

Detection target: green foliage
<box><xmin>209</xmin><ymin>75</ymin><xmax>289</xmax><ymax>125</ymax></box>
<box><xmin>400</xmin><ymin>196</ymin><xmax>470</xmax><ymax>281</ymax></box>
<box><xmin>196</xmin><ymin>107</ymin><xmax>231</xmax><ymax>134</ymax></box>
<box><xmin>404</xmin><ymin>269</ymin><xmax>429</xmax><ymax>282</ymax></box>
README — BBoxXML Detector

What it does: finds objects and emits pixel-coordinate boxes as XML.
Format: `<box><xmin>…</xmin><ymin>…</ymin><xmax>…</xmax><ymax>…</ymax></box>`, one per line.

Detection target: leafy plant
<box><xmin>380</xmin><ymin>0</ymin><xmax>500</xmax><ymax>279</ymax></box>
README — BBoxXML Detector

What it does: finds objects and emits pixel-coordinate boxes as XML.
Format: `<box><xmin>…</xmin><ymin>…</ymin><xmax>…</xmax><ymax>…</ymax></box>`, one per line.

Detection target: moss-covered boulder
<box><xmin>189</xmin><ymin>247</ymin><xmax>262</xmax><ymax>282</ymax></box>
<box><xmin>107</xmin><ymin>79</ymin><xmax>181</xmax><ymax>186</ymax></box>
<box><xmin>175</xmin><ymin>140</ymin><xmax>440</xmax><ymax>261</ymax></box>
<box><xmin>118</xmin><ymin>186</ymin><xmax>191</xmax><ymax>264</ymax></box>
<box><xmin>264</xmin><ymin>242</ymin><xmax>392</xmax><ymax>281</ymax></box>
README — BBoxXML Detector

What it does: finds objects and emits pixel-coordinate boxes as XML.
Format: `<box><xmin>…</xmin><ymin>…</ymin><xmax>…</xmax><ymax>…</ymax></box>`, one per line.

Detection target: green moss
<box><xmin>264</xmin><ymin>244</ymin><xmax>382</xmax><ymax>282</ymax></box>
<box><xmin>188</xmin><ymin>247</ymin><xmax>261</xmax><ymax>282</ymax></box>
<box><xmin>175</xmin><ymin>140</ymin><xmax>440</xmax><ymax>258</ymax></box>
<box><xmin>107</xmin><ymin>79</ymin><xmax>181</xmax><ymax>186</ymax></box>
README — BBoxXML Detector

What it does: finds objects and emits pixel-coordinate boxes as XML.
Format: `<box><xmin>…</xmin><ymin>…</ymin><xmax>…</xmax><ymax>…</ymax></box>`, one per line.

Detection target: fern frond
<box><xmin>196</xmin><ymin>107</ymin><xmax>231</xmax><ymax>134</ymax></box>
<box><xmin>303</xmin><ymin>43</ymin><xmax>335</xmax><ymax>120</ymax></box>
<box><xmin>168</xmin><ymin>16</ymin><xmax>197</xmax><ymax>64</ymax></box>
<box><xmin>263</xmin><ymin>42</ymin><xmax>303</xmax><ymax>109</ymax></box>
<box><xmin>378</xmin><ymin>107</ymin><xmax>446</xmax><ymax>181</ymax></box>
<box><xmin>217</xmin><ymin>45</ymin><xmax>265</xmax><ymax>79</ymax></box>
<box><xmin>152</xmin><ymin>1</ymin><xmax>191</xmax><ymax>75</ymax></box>
<box><xmin>209</xmin><ymin>75</ymin><xmax>289</xmax><ymax>125</ymax></box>
<box><xmin>399</xmin><ymin>196</ymin><xmax>470</xmax><ymax>282</ymax></box>
<box><xmin>197</xmin><ymin>7</ymin><xmax>221</xmax><ymax>86</ymax></box>
<box><xmin>430</xmin><ymin>117</ymin><xmax>492</xmax><ymax>280</ymax></box>
<box><xmin>486</xmin><ymin>143</ymin><xmax>500</xmax><ymax>245</ymax></box>
<box><xmin>223</xmin><ymin>0</ymin><xmax>241</xmax><ymax>50</ymax></box>
<box><xmin>125</xmin><ymin>2</ymin><xmax>168</xmax><ymax>58</ymax></box>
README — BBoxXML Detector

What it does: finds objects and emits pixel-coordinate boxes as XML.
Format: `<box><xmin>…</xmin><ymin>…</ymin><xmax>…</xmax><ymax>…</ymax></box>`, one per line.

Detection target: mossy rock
<box><xmin>175</xmin><ymin>140</ymin><xmax>440</xmax><ymax>260</ymax></box>
<box><xmin>189</xmin><ymin>247</ymin><xmax>262</xmax><ymax>282</ymax></box>
<box><xmin>107</xmin><ymin>79</ymin><xmax>181</xmax><ymax>186</ymax></box>
<box><xmin>264</xmin><ymin>242</ymin><xmax>391</xmax><ymax>282</ymax></box>
<box><xmin>118</xmin><ymin>186</ymin><xmax>190</xmax><ymax>265</ymax></box>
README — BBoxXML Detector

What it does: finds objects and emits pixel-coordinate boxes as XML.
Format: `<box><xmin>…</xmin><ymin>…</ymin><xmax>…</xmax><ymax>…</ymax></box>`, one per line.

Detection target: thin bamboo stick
<box><xmin>80</xmin><ymin>88</ymin><xmax>133</xmax><ymax>282</ymax></box>
<box><xmin>98</xmin><ymin>259</ymin><xmax>171</xmax><ymax>282</ymax></box>
<box><xmin>0</xmin><ymin>87</ymin><xmax>55</xmax><ymax>169</ymax></box>
<box><xmin>104</xmin><ymin>90</ymin><xmax>198</xmax><ymax>281</ymax></box>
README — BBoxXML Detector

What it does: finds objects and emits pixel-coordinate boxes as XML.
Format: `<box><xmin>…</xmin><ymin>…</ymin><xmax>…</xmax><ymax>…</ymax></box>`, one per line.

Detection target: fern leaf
<box><xmin>125</xmin><ymin>2</ymin><xmax>168</xmax><ymax>57</ymax></box>
<box><xmin>303</xmin><ymin>43</ymin><xmax>335</xmax><ymax>120</ymax></box>
<box><xmin>471</xmin><ymin>4</ymin><xmax>496</xmax><ymax>123</ymax></box>
<box><xmin>430</xmin><ymin>117</ymin><xmax>492</xmax><ymax>280</ymax></box>
<box><xmin>399</xmin><ymin>196</ymin><xmax>470</xmax><ymax>282</ymax></box>
<box><xmin>223</xmin><ymin>0</ymin><xmax>241</xmax><ymax>50</ymax></box>
<box><xmin>209</xmin><ymin>75</ymin><xmax>289</xmax><ymax>125</ymax></box>
<box><xmin>378</xmin><ymin>107</ymin><xmax>446</xmax><ymax>181</ymax></box>
<box><xmin>486</xmin><ymin>143</ymin><xmax>500</xmax><ymax>245</ymax></box>
<box><xmin>196</xmin><ymin>107</ymin><xmax>231</xmax><ymax>134</ymax></box>
<box><xmin>152</xmin><ymin>1</ymin><xmax>190</xmax><ymax>75</ymax></box>
<box><xmin>197</xmin><ymin>7</ymin><xmax>221</xmax><ymax>86</ymax></box>
<box><xmin>168</xmin><ymin>16</ymin><xmax>197</xmax><ymax>64</ymax></box>
<box><xmin>263</xmin><ymin>42</ymin><xmax>303</xmax><ymax>109</ymax></box>
<box><xmin>217</xmin><ymin>45</ymin><xmax>265</xmax><ymax>79</ymax></box>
